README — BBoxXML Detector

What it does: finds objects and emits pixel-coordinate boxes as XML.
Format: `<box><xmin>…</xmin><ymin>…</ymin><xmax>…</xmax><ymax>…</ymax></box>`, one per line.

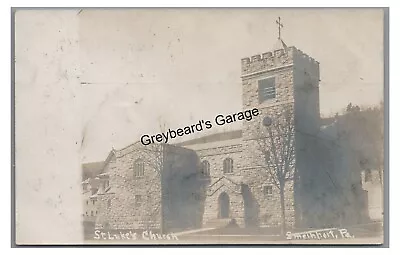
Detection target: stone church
<box><xmin>82</xmin><ymin>40</ymin><xmax>368</xmax><ymax>234</ymax></box>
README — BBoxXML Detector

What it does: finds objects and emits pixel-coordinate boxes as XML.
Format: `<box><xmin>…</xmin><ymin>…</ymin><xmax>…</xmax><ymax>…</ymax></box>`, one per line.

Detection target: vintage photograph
<box><xmin>14</xmin><ymin>8</ymin><xmax>386</xmax><ymax>245</ymax></box>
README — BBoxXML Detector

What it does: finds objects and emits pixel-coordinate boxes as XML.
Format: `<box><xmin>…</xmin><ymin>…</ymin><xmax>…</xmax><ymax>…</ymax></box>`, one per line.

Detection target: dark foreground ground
<box><xmin>85</xmin><ymin>234</ymin><xmax>383</xmax><ymax>245</ymax></box>
<box><xmin>84</xmin><ymin>222</ymin><xmax>384</xmax><ymax>246</ymax></box>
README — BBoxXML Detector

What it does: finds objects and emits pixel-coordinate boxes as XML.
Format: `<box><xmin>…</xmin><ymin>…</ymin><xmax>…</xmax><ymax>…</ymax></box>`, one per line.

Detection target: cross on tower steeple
<box><xmin>276</xmin><ymin>17</ymin><xmax>284</xmax><ymax>40</ymax></box>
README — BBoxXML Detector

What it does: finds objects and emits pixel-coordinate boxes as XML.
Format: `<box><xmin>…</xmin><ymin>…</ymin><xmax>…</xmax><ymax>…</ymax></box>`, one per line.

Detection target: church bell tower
<box><xmin>239</xmin><ymin>18</ymin><xmax>321</xmax><ymax>227</ymax></box>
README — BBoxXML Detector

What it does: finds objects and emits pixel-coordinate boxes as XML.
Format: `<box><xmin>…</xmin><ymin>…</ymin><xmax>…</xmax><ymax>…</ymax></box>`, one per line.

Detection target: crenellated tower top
<box><xmin>241</xmin><ymin>46</ymin><xmax>319</xmax><ymax>78</ymax></box>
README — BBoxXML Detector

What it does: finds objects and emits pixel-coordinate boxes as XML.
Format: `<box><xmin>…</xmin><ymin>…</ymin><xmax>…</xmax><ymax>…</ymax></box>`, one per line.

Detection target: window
<box><xmin>92</xmin><ymin>200</ymin><xmax>95</xmax><ymax>205</ymax></box>
<box><xmin>200</xmin><ymin>160</ymin><xmax>210</xmax><ymax>177</ymax></box>
<box><xmin>263</xmin><ymin>185</ymin><xmax>273</xmax><ymax>196</ymax></box>
<box><xmin>134</xmin><ymin>159</ymin><xmax>145</xmax><ymax>177</ymax></box>
<box><xmin>107</xmin><ymin>199</ymin><xmax>111</xmax><ymax>209</ymax></box>
<box><xmin>258</xmin><ymin>77</ymin><xmax>276</xmax><ymax>103</ymax></box>
<box><xmin>86</xmin><ymin>200</ymin><xmax>88</xmax><ymax>205</ymax></box>
<box><xmin>135</xmin><ymin>195</ymin><xmax>142</xmax><ymax>206</ymax></box>
<box><xmin>365</xmin><ymin>169</ymin><xmax>372</xmax><ymax>183</ymax></box>
<box><xmin>223</xmin><ymin>158</ymin><xmax>233</xmax><ymax>174</ymax></box>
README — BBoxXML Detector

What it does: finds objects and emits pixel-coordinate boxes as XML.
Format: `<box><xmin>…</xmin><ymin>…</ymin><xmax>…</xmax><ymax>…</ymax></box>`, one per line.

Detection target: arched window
<box><xmin>134</xmin><ymin>159</ymin><xmax>145</xmax><ymax>177</ymax></box>
<box><xmin>200</xmin><ymin>160</ymin><xmax>210</xmax><ymax>177</ymax></box>
<box><xmin>223</xmin><ymin>158</ymin><xmax>233</xmax><ymax>174</ymax></box>
<box><xmin>135</xmin><ymin>195</ymin><xmax>142</xmax><ymax>206</ymax></box>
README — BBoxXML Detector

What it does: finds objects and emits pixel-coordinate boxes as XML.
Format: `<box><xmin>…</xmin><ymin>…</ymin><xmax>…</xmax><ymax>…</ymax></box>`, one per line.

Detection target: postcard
<box><xmin>13</xmin><ymin>8</ymin><xmax>386</xmax><ymax>245</ymax></box>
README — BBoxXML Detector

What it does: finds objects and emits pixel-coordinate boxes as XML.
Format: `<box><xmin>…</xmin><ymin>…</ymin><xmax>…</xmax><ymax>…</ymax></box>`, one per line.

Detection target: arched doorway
<box><xmin>218</xmin><ymin>192</ymin><xmax>230</xmax><ymax>218</ymax></box>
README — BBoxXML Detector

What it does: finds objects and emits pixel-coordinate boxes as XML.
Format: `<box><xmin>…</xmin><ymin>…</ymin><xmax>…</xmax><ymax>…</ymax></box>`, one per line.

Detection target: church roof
<box><xmin>176</xmin><ymin>129</ymin><xmax>243</xmax><ymax>151</ymax></box>
<box><xmin>183</xmin><ymin>137</ymin><xmax>243</xmax><ymax>151</ymax></box>
<box><xmin>175</xmin><ymin>130</ymin><xmax>242</xmax><ymax>147</ymax></box>
<box><xmin>272</xmin><ymin>38</ymin><xmax>288</xmax><ymax>51</ymax></box>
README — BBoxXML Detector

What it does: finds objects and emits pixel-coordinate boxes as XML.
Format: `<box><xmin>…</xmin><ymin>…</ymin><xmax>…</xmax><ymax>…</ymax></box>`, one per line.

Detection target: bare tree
<box><xmin>140</xmin><ymin>117</ymin><xmax>169</xmax><ymax>232</ymax></box>
<box><xmin>255</xmin><ymin>106</ymin><xmax>296</xmax><ymax>235</ymax></box>
<box><xmin>341</xmin><ymin>102</ymin><xmax>384</xmax><ymax>189</ymax></box>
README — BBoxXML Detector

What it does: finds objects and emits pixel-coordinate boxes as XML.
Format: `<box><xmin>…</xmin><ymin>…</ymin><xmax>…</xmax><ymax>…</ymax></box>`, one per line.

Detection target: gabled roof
<box><xmin>176</xmin><ymin>130</ymin><xmax>242</xmax><ymax>147</ymax></box>
<box><xmin>183</xmin><ymin>138</ymin><xmax>242</xmax><ymax>151</ymax></box>
<box><xmin>207</xmin><ymin>176</ymin><xmax>242</xmax><ymax>196</ymax></box>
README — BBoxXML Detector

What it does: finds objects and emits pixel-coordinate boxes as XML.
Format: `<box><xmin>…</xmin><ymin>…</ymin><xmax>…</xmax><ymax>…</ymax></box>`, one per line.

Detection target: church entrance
<box><xmin>218</xmin><ymin>192</ymin><xmax>230</xmax><ymax>219</ymax></box>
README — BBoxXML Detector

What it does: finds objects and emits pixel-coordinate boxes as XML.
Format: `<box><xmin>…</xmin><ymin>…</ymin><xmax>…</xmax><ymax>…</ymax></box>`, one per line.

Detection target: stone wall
<box><xmin>194</xmin><ymin>143</ymin><xmax>245</xmax><ymax>226</ymax></box>
<box><xmin>241</xmin><ymin>60</ymin><xmax>297</xmax><ymax>228</ymax></box>
<box><xmin>93</xmin><ymin>143</ymin><xmax>203</xmax><ymax>233</ymax></box>
<box><xmin>241</xmin><ymin>47</ymin><xmax>295</xmax><ymax>76</ymax></box>
<box><xmin>292</xmin><ymin>48</ymin><xmax>321</xmax><ymax>134</ymax></box>
<box><xmin>240</xmin><ymin>46</ymin><xmax>320</xmax><ymax>229</ymax></box>
<box><xmin>241</xmin><ymin>139</ymin><xmax>296</xmax><ymax>228</ymax></box>
<box><xmin>95</xmin><ymin>143</ymin><xmax>163</xmax><ymax>230</ymax></box>
<box><xmin>192</xmin><ymin>137</ymin><xmax>296</xmax><ymax>228</ymax></box>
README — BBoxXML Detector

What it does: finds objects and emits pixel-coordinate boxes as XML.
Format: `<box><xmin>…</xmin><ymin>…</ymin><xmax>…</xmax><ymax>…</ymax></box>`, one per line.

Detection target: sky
<box><xmin>77</xmin><ymin>9</ymin><xmax>384</xmax><ymax>162</ymax></box>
